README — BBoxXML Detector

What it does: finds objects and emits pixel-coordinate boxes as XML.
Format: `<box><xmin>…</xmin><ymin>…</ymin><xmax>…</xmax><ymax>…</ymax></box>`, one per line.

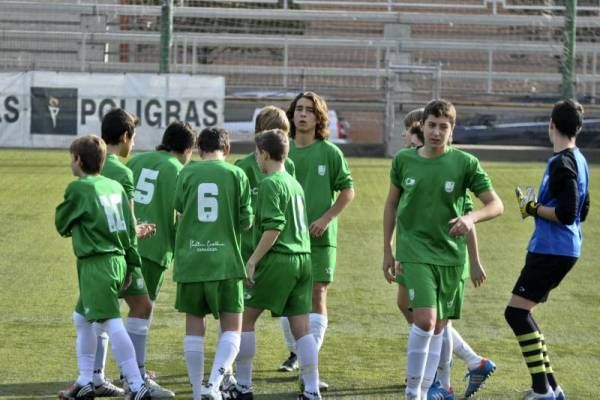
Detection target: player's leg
<box><xmin>309</xmin><ymin>246</ymin><xmax>335</xmax><ymax>351</ymax></box>
<box><xmin>227</xmin><ymin>307</ymin><xmax>262</xmax><ymax>398</ymax></box>
<box><xmin>278</xmin><ymin>317</ymin><xmax>298</xmax><ymax>372</ymax></box>
<box><xmin>436</xmin><ymin>323</ymin><xmax>453</xmax><ymax>390</ymax></box>
<box><xmin>528</xmin><ymin>316</ymin><xmax>562</xmax><ymax>399</ymax></box>
<box><xmin>396</xmin><ymin>274</ymin><xmax>413</xmax><ymax>324</ymax></box>
<box><xmin>403</xmin><ymin>263</ymin><xmax>438</xmax><ymax>399</ymax></box>
<box><xmin>202</xmin><ymin>279</ymin><xmax>244</xmax><ymax>397</ymax></box>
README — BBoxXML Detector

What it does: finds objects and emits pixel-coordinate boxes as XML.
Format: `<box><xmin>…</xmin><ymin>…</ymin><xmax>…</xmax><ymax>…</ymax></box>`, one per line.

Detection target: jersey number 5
<box><xmin>134</xmin><ymin>168</ymin><xmax>159</xmax><ymax>205</ymax></box>
<box><xmin>198</xmin><ymin>183</ymin><xmax>218</xmax><ymax>222</ymax></box>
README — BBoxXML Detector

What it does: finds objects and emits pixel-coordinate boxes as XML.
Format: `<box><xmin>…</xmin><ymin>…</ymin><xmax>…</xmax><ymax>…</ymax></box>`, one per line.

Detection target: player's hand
<box><xmin>245</xmin><ymin>260</ymin><xmax>256</xmax><ymax>288</ymax></box>
<box><xmin>470</xmin><ymin>262</ymin><xmax>487</xmax><ymax>288</ymax></box>
<box><xmin>309</xmin><ymin>215</ymin><xmax>331</xmax><ymax>237</ymax></box>
<box><xmin>394</xmin><ymin>261</ymin><xmax>404</xmax><ymax>279</ymax></box>
<box><xmin>516</xmin><ymin>186</ymin><xmax>538</xmax><ymax>219</ymax></box>
<box><xmin>136</xmin><ymin>223</ymin><xmax>156</xmax><ymax>239</ymax></box>
<box><xmin>383</xmin><ymin>252</ymin><xmax>396</xmax><ymax>283</ymax></box>
<box><xmin>122</xmin><ymin>272</ymin><xmax>133</xmax><ymax>290</ymax></box>
<box><xmin>449</xmin><ymin>214</ymin><xmax>474</xmax><ymax>236</ymax></box>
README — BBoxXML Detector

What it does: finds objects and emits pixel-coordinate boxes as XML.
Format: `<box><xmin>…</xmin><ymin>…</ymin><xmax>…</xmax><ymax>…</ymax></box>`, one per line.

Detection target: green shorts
<box><xmin>245</xmin><ymin>252</ymin><xmax>312</xmax><ymax>317</ymax></box>
<box><xmin>402</xmin><ymin>263</ymin><xmax>465</xmax><ymax>320</ymax></box>
<box><xmin>311</xmin><ymin>246</ymin><xmax>336</xmax><ymax>283</ymax></box>
<box><xmin>75</xmin><ymin>254</ymin><xmax>127</xmax><ymax>322</ymax></box>
<box><xmin>140</xmin><ymin>258</ymin><xmax>167</xmax><ymax>301</ymax></box>
<box><xmin>175</xmin><ymin>279</ymin><xmax>244</xmax><ymax>319</ymax></box>
<box><xmin>119</xmin><ymin>266</ymin><xmax>148</xmax><ymax>298</ymax></box>
<box><xmin>395</xmin><ymin>272</ymin><xmax>406</xmax><ymax>286</ymax></box>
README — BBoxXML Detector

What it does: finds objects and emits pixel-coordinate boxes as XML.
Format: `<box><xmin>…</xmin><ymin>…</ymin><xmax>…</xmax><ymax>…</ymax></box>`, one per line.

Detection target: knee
<box><xmin>504</xmin><ymin>305</ymin><xmax>528</xmax><ymax>326</ymax></box>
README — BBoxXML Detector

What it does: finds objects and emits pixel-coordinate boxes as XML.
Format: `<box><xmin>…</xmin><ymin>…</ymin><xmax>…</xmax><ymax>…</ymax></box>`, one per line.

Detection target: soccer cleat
<box><xmin>464</xmin><ymin>358</ymin><xmax>496</xmax><ymax>398</ymax></box>
<box><xmin>523</xmin><ymin>388</ymin><xmax>556</xmax><ymax>400</ymax></box>
<box><xmin>222</xmin><ymin>384</ymin><xmax>254</xmax><ymax>400</ymax></box>
<box><xmin>220</xmin><ymin>370</ymin><xmax>238</xmax><ymax>392</ymax></box>
<box><xmin>93</xmin><ymin>380</ymin><xmax>125</xmax><ymax>397</ymax></box>
<box><xmin>427</xmin><ymin>381</ymin><xmax>455</xmax><ymax>400</ymax></box>
<box><xmin>58</xmin><ymin>382</ymin><xmax>95</xmax><ymax>399</ymax></box>
<box><xmin>279</xmin><ymin>352</ymin><xmax>299</xmax><ymax>372</ymax></box>
<box><xmin>144</xmin><ymin>377</ymin><xmax>175</xmax><ymax>398</ymax></box>
<box><xmin>200</xmin><ymin>383</ymin><xmax>222</xmax><ymax>400</ymax></box>
<box><xmin>297</xmin><ymin>391</ymin><xmax>322</xmax><ymax>400</ymax></box>
<box><xmin>554</xmin><ymin>386</ymin><xmax>565</xmax><ymax>400</ymax></box>
<box><xmin>125</xmin><ymin>383</ymin><xmax>152</xmax><ymax>400</ymax></box>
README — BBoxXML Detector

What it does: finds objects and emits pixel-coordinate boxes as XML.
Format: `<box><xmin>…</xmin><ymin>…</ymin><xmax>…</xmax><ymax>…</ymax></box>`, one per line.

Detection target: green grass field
<box><xmin>1</xmin><ymin>149</ymin><xmax>599</xmax><ymax>399</ymax></box>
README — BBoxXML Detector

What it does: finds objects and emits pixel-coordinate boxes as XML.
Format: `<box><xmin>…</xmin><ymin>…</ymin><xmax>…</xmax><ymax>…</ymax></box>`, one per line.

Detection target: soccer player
<box><xmin>277</xmin><ymin>92</ymin><xmax>354</xmax><ymax>387</ymax></box>
<box><xmin>234</xmin><ymin>105</ymin><xmax>295</xmax><ymax>263</ymax></box>
<box><xmin>55</xmin><ymin>135</ymin><xmax>150</xmax><ymax>400</ymax></box>
<box><xmin>397</xmin><ymin>117</ymin><xmax>497</xmax><ymax>399</ymax></box>
<box><xmin>227</xmin><ymin>129</ymin><xmax>321</xmax><ymax>400</ymax></box>
<box><xmin>96</xmin><ymin>108</ymin><xmax>172</xmax><ymax>398</ymax></box>
<box><xmin>174</xmin><ymin>128</ymin><xmax>252</xmax><ymax>400</ymax></box>
<box><xmin>382</xmin><ymin>99</ymin><xmax>504</xmax><ymax>400</ymax></box>
<box><xmin>505</xmin><ymin>99</ymin><xmax>589</xmax><ymax>400</ymax></box>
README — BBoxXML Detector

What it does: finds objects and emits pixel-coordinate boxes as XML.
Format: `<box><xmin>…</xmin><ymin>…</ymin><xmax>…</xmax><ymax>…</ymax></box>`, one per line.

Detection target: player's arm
<box><xmin>245</xmin><ymin>230</ymin><xmax>280</xmax><ymax>286</ymax></box>
<box><xmin>309</xmin><ymin>186</ymin><xmax>354</xmax><ymax>237</ymax></box>
<box><xmin>55</xmin><ymin>184</ymin><xmax>84</xmax><ymax>237</ymax></box>
<box><xmin>383</xmin><ymin>183</ymin><xmax>401</xmax><ymax>283</ymax></box>
<box><xmin>538</xmin><ymin>156</ymin><xmax>580</xmax><ymax>224</ymax></box>
<box><xmin>466</xmin><ymin>223</ymin><xmax>486</xmax><ymax>287</ymax></box>
<box><xmin>449</xmin><ymin>190</ymin><xmax>504</xmax><ymax>236</ymax></box>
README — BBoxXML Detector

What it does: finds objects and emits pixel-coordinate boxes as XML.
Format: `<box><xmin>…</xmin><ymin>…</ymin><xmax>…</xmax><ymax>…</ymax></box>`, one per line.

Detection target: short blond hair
<box><xmin>255</xmin><ymin>106</ymin><xmax>290</xmax><ymax>134</ymax></box>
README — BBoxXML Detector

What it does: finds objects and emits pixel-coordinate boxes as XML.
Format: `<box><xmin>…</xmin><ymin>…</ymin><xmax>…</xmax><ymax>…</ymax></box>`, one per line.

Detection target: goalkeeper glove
<box><xmin>515</xmin><ymin>186</ymin><xmax>539</xmax><ymax>219</ymax></box>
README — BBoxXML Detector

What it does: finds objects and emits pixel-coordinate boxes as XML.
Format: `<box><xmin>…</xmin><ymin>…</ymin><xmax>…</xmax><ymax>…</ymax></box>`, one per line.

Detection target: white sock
<box><xmin>296</xmin><ymin>334</ymin><xmax>319</xmax><ymax>395</ymax></box>
<box><xmin>208</xmin><ymin>331</ymin><xmax>240</xmax><ymax>387</ymax></box>
<box><xmin>235</xmin><ymin>331</ymin><xmax>256</xmax><ymax>388</ymax></box>
<box><xmin>437</xmin><ymin>327</ymin><xmax>453</xmax><ymax>389</ymax></box>
<box><xmin>95</xmin><ymin>318</ymin><xmax>144</xmax><ymax>392</ymax></box>
<box><xmin>92</xmin><ymin>332</ymin><xmax>109</xmax><ymax>386</ymax></box>
<box><xmin>280</xmin><ymin>317</ymin><xmax>296</xmax><ymax>353</ymax></box>
<box><xmin>73</xmin><ymin>312</ymin><xmax>96</xmax><ymax>386</ymax></box>
<box><xmin>184</xmin><ymin>335</ymin><xmax>204</xmax><ymax>400</ymax></box>
<box><xmin>126</xmin><ymin>317</ymin><xmax>150</xmax><ymax>378</ymax></box>
<box><xmin>421</xmin><ymin>331</ymin><xmax>443</xmax><ymax>393</ymax></box>
<box><xmin>450</xmin><ymin>326</ymin><xmax>482</xmax><ymax>370</ymax></box>
<box><xmin>406</xmin><ymin>324</ymin><xmax>433</xmax><ymax>394</ymax></box>
<box><xmin>309</xmin><ymin>313</ymin><xmax>328</xmax><ymax>352</ymax></box>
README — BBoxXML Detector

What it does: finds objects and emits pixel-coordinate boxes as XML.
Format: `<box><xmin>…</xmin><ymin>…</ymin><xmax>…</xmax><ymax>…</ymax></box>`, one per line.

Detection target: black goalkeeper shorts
<box><xmin>511</xmin><ymin>251</ymin><xmax>577</xmax><ymax>303</ymax></box>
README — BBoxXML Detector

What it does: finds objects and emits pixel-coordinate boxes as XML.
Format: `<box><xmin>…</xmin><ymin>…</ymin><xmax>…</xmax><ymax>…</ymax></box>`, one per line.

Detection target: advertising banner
<box><xmin>0</xmin><ymin>71</ymin><xmax>225</xmax><ymax>150</ymax></box>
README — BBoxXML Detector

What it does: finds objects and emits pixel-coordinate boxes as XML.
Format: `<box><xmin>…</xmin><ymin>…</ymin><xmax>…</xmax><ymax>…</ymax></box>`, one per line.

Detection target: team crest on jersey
<box><xmin>404</xmin><ymin>177</ymin><xmax>416</xmax><ymax>187</ymax></box>
<box><xmin>444</xmin><ymin>181</ymin><xmax>455</xmax><ymax>193</ymax></box>
<box><xmin>318</xmin><ymin>165</ymin><xmax>326</xmax><ymax>176</ymax></box>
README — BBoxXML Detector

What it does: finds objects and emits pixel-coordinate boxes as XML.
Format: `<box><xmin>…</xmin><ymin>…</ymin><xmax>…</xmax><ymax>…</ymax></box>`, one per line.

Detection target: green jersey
<box><xmin>173</xmin><ymin>160</ymin><xmax>253</xmax><ymax>282</ymax></box>
<box><xmin>235</xmin><ymin>152</ymin><xmax>295</xmax><ymax>260</ymax></box>
<box><xmin>254</xmin><ymin>170</ymin><xmax>311</xmax><ymax>255</ymax></box>
<box><xmin>55</xmin><ymin>175</ymin><xmax>141</xmax><ymax>272</ymax></box>
<box><xmin>391</xmin><ymin>146</ymin><xmax>493</xmax><ymax>266</ymax></box>
<box><xmin>101</xmin><ymin>153</ymin><xmax>135</xmax><ymax>200</ymax></box>
<box><xmin>289</xmin><ymin>140</ymin><xmax>353</xmax><ymax>247</ymax></box>
<box><xmin>127</xmin><ymin>151</ymin><xmax>183</xmax><ymax>267</ymax></box>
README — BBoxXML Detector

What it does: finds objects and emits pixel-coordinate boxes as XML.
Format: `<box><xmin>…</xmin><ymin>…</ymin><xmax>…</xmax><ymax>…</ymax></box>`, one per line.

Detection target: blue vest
<box><xmin>528</xmin><ymin>148</ymin><xmax>589</xmax><ymax>257</ymax></box>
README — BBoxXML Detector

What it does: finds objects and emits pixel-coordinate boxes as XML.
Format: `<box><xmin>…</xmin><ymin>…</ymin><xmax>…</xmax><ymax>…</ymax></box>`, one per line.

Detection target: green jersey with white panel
<box><xmin>55</xmin><ymin>175</ymin><xmax>142</xmax><ymax>272</ymax></box>
<box><xmin>235</xmin><ymin>152</ymin><xmax>295</xmax><ymax>260</ymax></box>
<box><xmin>390</xmin><ymin>146</ymin><xmax>493</xmax><ymax>266</ymax></box>
<box><xmin>173</xmin><ymin>160</ymin><xmax>253</xmax><ymax>282</ymax></box>
<box><xmin>127</xmin><ymin>151</ymin><xmax>183</xmax><ymax>267</ymax></box>
<box><xmin>254</xmin><ymin>170</ymin><xmax>311</xmax><ymax>254</ymax></box>
<box><xmin>288</xmin><ymin>139</ymin><xmax>353</xmax><ymax>247</ymax></box>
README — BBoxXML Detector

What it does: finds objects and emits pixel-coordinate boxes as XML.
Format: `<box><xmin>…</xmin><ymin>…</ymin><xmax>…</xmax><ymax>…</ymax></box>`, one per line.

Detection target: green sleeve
<box><xmin>258</xmin><ymin>180</ymin><xmax>285</xmax><ymax>232</ymax></box>
<box><xmin>331</xmin><ymin>147</ymin><xmax>353</xmax><ymax>191</ymax></box>
<box><xmin>464</xmin><ymin>194</ymin><xmax>474</xmax><ymax>213</ymax></box>
<box><xmin>239</xmin><ymin>172</ymin><xmax>253</xmax><ymax>229</ymax></box>
<box><xmin>174</xmin><ymin>173</ymin><xmax>184</xmax><ymax>214</ymax></box>
<box><xmin>122</xmin><ymin>168</ymin><xmax>135</xmax><ymax>200</ymax></box>
<box><xmin>55</xmin><ymin>182</ymin><xmax>83</xmax><ymax>237</ymax></box>
<box><xmin>467</xmin><ymin>157</ymin><xmax>493</xmax><ymax>196</ymax></box>
<box><xmin>123</xmin><ymin>189</ymin><xmax>142</xmax><ymax>273</ymax></box>
<box><xmin>390</xmin><ymin>155</ymin><xmax>403</xmax><ymax>189</ymax></box>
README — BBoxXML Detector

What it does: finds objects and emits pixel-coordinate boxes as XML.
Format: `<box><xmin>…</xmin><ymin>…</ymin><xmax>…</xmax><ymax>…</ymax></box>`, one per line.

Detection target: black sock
<box><xmin>504</xmin><ymin>306</ymin><xmax>548</xmax><ymax>394</ymax></box>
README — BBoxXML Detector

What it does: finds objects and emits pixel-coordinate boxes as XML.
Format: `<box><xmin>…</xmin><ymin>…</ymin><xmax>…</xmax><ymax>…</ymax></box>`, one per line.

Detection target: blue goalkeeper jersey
<box><xmin>528</xmin><ymin>147</ymin><xmax>589</xmax><ymax>257</ymax></box>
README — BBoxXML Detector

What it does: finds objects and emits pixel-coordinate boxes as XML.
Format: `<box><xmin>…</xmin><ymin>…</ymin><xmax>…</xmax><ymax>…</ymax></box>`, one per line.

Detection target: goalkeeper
<box><xmin>505</xmin><ymin>99</ymin><xmax>590</xmax><ymax>400</ymax></box>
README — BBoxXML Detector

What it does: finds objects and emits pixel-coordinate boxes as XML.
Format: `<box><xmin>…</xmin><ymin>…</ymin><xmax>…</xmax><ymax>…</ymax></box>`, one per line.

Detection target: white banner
<box><xmin>0</xmin><ymin>71</ymin><xmax>225</xmax><ymax>150</ymax></box>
